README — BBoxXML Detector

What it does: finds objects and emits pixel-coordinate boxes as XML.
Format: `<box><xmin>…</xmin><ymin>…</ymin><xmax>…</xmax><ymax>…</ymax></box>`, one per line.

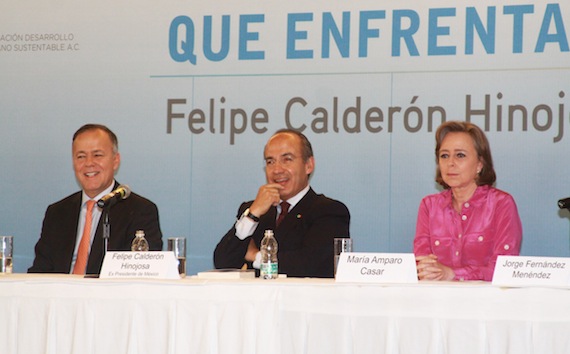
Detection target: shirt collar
<box><xmin>282</xmin><ymin>184</ymin><xmax>310</xmax><ymax>210</ymax></box>
<box><xmin>81</xmin><ymin>181</ymin><xmax>116</xmax><ymax>207</ymax></box>
<box><xmin>445</xmin><ymin>185</ymin><xmax>490</xmax><ymax>208</ymax></box>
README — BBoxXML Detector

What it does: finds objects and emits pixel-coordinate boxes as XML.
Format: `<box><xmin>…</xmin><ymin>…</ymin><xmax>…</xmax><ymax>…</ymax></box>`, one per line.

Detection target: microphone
<box><xmin>97</xmin><ymin>185</ymin><xmax>131</xmax><ymax>208</ymax></box>
<box><xmin>558</xmin><ymin>197</ymin><xmax>570</xmax><ymax>209</ymax></box>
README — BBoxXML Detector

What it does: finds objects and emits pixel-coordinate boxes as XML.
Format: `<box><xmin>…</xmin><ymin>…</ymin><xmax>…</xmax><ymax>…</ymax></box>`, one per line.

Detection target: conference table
<box><xmin>0</xmin><ymin>274</ymin><xmax>568</xmax><ymax>354</ymax></box>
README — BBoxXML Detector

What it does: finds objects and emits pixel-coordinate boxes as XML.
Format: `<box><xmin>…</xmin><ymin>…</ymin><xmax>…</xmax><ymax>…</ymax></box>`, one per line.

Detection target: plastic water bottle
<box><xmin>131</xmin><ymin>230</ymin><xmax>149</xmax><ymax>251</ymax></box>
<box><xmin>260</xmin><ymin>229</ymin><xmax>278</xmax><ymax>279</ymax></box>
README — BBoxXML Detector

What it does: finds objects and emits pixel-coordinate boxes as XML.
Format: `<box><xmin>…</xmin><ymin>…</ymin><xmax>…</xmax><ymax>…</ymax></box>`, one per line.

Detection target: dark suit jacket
<box><xmin>214</xmin><ymin>188</ymin><xmax>350</xmax><ymax>278</ymax></box>
<box><xmin>28</xmin><ymin>183</ymin><xmax>163</xmax><ymax>274</ymax></box>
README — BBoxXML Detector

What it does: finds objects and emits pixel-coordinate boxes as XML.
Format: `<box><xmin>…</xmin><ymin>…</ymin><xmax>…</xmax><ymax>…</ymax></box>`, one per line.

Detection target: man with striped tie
<box><xmin>214</xmin><ymin>129</ymin><xmax>351</xmax><ymax>278</ymax></box>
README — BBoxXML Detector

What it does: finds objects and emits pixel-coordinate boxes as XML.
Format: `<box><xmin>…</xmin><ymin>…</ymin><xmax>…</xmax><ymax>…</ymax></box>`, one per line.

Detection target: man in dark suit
<box><xmin>214</xmin><ymin>129</ymin><xmax>350</xmax><ymax>278</ymax></box>
<box><xmin>28</xmin><ymin>124</ymin><xmax>162</xmax><ymax>275</ymax></box>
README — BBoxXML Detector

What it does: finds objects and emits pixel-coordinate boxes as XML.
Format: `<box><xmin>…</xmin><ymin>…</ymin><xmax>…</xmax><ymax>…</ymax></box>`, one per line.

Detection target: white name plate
<box><xmin>492</xmin><ymin>255</ymin><xmax>570</xmax><ymax>287</ymax></box>
<box><xmin>100</xmin><ymin>251</ymin><xmax>180</xmax><ymax>280</ymax></box>
<box><xmin>335</xmin><ymin>252</ymin><xmax>418</xmax><ymax>284</ymax></box>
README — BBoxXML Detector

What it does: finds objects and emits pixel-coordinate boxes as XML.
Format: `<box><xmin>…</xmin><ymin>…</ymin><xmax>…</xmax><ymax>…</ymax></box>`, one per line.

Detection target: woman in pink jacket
<box><xmin>414</xmin><ymin>121</ymin><xmax>522</xmax><ymax>281</ymax></box>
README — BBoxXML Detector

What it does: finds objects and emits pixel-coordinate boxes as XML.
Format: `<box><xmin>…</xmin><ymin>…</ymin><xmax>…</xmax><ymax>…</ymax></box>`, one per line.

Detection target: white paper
<box><xmin>100</xmin><ymin>251</ymin><xmax>180</xmax><ymax>279</ymax></box>
<box><xmin>335</xmin><ymin>252</ymin><xmax>418</xmax><ymax>284</ymax></box>
<box><xmin>492</xmin><ymin>255</ymin><xmax>570</xmax><ymax>287</ymax></box>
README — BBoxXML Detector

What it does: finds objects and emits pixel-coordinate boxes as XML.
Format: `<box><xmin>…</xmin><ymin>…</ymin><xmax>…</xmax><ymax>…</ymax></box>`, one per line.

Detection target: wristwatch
<box><xmin>243</xmin><ymin>208</ymin><xmax>260</xmax><ymax>222</ymax></box>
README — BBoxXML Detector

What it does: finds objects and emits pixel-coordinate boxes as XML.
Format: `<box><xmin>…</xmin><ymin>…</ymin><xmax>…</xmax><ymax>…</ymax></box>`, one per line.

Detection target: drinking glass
<box><xmin>0</xmin><ymin>236</ymin><xmax>14</xmax><ymax>274</ymax></box>
<box><xmin>334</xmin><ymin>237</ymin><xmax>352</xmax><ymax>276</ymax></box>
<box><xmin>168</xmin><ymin>237</ymin><xmax>186</xmax><ymax>277</ymax></box>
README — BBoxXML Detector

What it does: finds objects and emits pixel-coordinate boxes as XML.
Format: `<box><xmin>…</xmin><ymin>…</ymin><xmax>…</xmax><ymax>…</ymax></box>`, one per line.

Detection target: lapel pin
<box><xmin>297</xmin><ymin>214</ymin><xmax>302</xmax><ymax>219</ymax></box>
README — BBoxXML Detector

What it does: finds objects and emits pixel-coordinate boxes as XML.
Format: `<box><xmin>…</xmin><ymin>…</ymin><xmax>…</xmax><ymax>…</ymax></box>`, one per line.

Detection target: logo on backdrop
<box><xmin>0</xmin><ymin>33</ymin><xmax>79</xmax><ymax>53</ymax></box>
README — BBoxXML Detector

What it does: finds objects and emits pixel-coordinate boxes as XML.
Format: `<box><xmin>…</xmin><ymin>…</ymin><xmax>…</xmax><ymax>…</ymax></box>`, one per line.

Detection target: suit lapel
<box><xmin>275</xmin><ymin>188</ymin><xmax>317</xmax><ymax>232</ymax></box>
<box><xmin>61</xmin><ymin>193</ymin><xmax>83</xmax><ymax>271</ymax></box>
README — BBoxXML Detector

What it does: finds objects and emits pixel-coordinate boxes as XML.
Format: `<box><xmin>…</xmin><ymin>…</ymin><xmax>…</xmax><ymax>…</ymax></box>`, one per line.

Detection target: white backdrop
<box><xmin>1</xmin><ymin>0</ymin><xmax>569</xmax><ymax>275</ymax></box>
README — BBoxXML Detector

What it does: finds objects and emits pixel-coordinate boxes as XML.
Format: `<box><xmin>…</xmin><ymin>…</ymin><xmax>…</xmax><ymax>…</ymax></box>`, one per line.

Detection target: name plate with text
<box><xmin>492</xmin><ymin>255</ymin><xmax>570</xmax><ymax>287</ymax></box>
<box><xmin>335</xmin><ymin>252</ymin><xmax>418</xmax><ymax>283</ymax></box>
<box><xmin>100</xmin><ymin>251</ymin><xmax>180</xmax><ymax>280</ymax></box>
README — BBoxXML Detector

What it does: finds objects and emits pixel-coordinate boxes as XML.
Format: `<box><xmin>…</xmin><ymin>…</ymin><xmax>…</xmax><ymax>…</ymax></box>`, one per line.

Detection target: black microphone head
<box><xmin>558</xmin><ymin>197</ymin><xmax>570</xmax><ymax>209</ymax></box>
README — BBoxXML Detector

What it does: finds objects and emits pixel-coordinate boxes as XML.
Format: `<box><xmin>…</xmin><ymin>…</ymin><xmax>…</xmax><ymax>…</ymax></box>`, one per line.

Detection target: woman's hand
<box><xmin>416</xmin><ymin>254</ymin><xmax>455</xmax><ymax>281</ymax></box>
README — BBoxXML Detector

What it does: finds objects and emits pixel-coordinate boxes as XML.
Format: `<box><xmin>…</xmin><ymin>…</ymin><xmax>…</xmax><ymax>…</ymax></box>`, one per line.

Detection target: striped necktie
<box><xmin>276</xmin><ymin>201</ymin><xmax>290</xmax><ymax>227</ymax></box>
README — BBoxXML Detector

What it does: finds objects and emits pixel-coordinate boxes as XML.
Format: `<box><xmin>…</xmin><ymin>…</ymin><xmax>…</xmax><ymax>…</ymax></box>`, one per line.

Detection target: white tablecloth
<box><xmin>0</xmin><ymin>274</ymin><xmax>568</xmax><ymax>354</ymax></box>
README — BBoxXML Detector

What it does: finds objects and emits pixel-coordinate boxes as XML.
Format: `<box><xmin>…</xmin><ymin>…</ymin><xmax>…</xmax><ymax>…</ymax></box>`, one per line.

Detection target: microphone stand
<box><xmin>98</xmin><ymin>185</ymin><xmax>131</xmax><ymax>256</ymax></box>
<box><xmin>102</xmin><ymin>207</ymin><xmax>111</xmax><ymax>255</ymax></box>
